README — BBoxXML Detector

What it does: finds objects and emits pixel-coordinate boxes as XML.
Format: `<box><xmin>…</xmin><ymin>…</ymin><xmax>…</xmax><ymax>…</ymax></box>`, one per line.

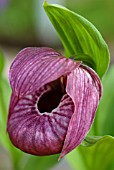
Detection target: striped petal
<box><xmin>8</xmin><ymin>92</ymin><xmax>74</xmax><ymax>155</ymax></box>
<box><xmin>59</xmin><ymin>65</ymin><xmax>102</xmax><ymax>159</ymax></box>
<box><xmin>9</xmin><ymin>47</ymin><xmax>80</xmax><ymax>96</ymax></box>
<box><xmin>7</xmin><ymin>47</ymin><xmax>81</xmax><ymax>156</ymax></box>
<box><xmin>7</xmin><ymin>47</ymin><xmax>102</xmax><ymax>159</ymax></box>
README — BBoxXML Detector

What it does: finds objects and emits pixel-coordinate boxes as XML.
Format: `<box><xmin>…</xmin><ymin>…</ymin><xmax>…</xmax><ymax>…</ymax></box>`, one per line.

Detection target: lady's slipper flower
<box><xmin>7</xmin><ymin>47</ymin><xmax>102</xmax><ymax>159</ymax></box>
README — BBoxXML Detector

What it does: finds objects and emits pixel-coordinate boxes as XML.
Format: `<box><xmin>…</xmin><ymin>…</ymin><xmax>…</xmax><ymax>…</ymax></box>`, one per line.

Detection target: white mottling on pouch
<box><xmin>36</xmin><ymin>131</ymin><xmax>43</xmax><ymax>141</ymax></box>
<box><xmin>26</xmin><ymin>95</ymin><xmax>33</xmax><ymax>100</ymax></box>
<box><xmin>18</xmin><ymin>100</ymin><xmax>28</xmax><ymax>104</ymax></box>
<box><xmin>38</xmin><ymin>111</ymin><xmax>53</xmax><ymax>116</ymax></box>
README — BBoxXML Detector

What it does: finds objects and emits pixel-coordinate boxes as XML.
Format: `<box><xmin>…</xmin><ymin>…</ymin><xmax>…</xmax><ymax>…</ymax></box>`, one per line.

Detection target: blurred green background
<box><xmin>0</xmin><ymin>0</ymin><xmax>114</xmax><ymax>170</ymax></box>
<box><xmin>0</xmin><ymin>0</ymin><xmax>114</xmax><ymax>48</ymax></box>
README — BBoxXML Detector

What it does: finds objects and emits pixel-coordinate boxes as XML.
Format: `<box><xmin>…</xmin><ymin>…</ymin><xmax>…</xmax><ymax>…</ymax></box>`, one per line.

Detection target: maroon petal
<box><xmin>9</xmin><ymin>47</ymin><xmax>80</xmax><ymax>96</ymax></box>
<box><xmin>7</xmin><ymin>47</ymin><xmax>102</xmax><ymax>159</ymax></box>
<box><xmin>8</xmin><ymin>93</ymin><xmax>75</xmax><ymax>155</ymax></box>
<box><xmin>59</xmin><ymin>65</ymin><xmax>102</xmax><ymax>159</ymax></box>
<box><xmin>7</xmin><ymin>47</ymin><xmax>81</xmax><ymax>156</ymax></box>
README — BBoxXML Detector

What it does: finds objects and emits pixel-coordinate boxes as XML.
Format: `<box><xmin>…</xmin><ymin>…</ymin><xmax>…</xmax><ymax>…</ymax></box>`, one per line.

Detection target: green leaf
<box><xmin>0</xmin><ymin>78</ymin><xmax>11</xmax><ymax>126</ymax></box>
<box><xmin>82</xmin><ymin>136</ymin><xmax>103</xmax><ymax>147</ymax></box>
<box><xmin>97</xmin><ymin>65</ymin><xmax>114</xmax><ymax>136</ymax></box>
<box><xmin>0</xmin><ymin>52</ymin><xmax>10</xmax><ymax>148</ymax></box>
<box><xmin>20</xmin><ymin>154</ymin><xmax>59</xmax><ymax>170</ymax></box>
<box><xmin>66</xmin><ymin>136</ymin><xmax>114</xmax><ymax>170</ymax></box>
<box><xmin>44</xmin><ymin>2</ymin><xmax>110</xmax><ymax>78</ymax></box>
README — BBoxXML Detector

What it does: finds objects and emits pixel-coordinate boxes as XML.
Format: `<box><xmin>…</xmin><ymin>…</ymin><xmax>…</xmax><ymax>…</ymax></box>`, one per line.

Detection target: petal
<box><xmin>8</xmin><ymin>47</ymin><xmax>81</xmax><ymax>156</ymax></box>
<box><xmin>9</xmin><ymin>47</ymin><xmax>81</xmax><ymax>97</ymax></box>
<box><xmin>59</xmin><ymin>65</ymin><xmax>102</xmax><ymax>159</ymax></box>
<box><xmin>7</xmin><ymin>93</ymin><xmax>74</xmax><ymax>155</ymax></box>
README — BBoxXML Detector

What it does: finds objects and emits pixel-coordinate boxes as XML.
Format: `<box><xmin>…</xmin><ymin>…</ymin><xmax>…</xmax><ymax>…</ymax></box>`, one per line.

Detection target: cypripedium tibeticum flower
<box><xmin>7</xmin><ymin>47</ymin><xmax>102</xmax><ymax>159</ymax></box>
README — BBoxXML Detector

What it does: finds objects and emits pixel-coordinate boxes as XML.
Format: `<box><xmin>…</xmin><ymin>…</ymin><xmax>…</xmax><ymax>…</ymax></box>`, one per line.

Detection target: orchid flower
<box><xmin>7</xmin><ymin>47</ymin><xmax>102</xmax><ymax>159</ymax></box>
